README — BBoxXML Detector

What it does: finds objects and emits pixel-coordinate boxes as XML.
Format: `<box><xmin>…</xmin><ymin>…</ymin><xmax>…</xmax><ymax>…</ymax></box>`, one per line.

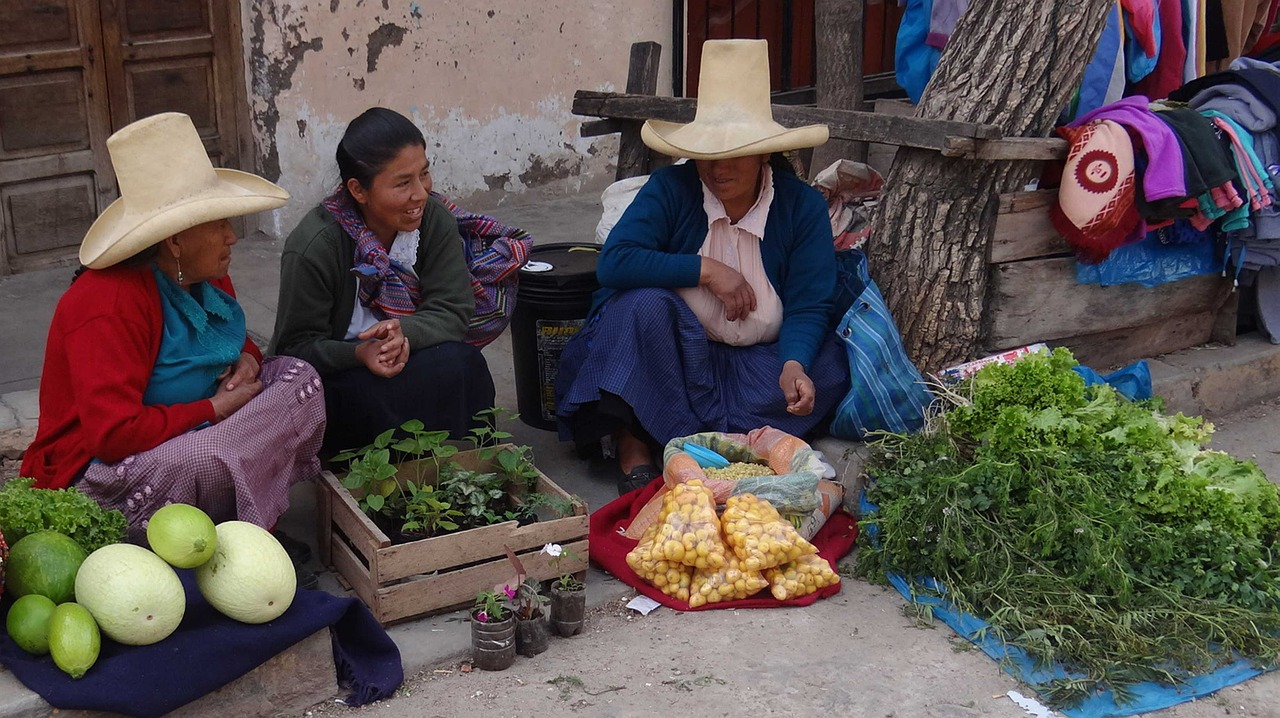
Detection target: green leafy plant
<box><xmin>400</xmin><ymin>482</ymin><xmax>462</xmax><ymax>536</ymax></box>
<box><xmin>473</xmin><ymin>587</ymin><xmax>512</xmax><ymax>623</ymax></box>
<box><xmin>542</xmin><ymin>543</ymin><xmax>585</xmax><ymax>592</ymax></box>
<box><xmin>438</xmin><ymin>464</ymin><xmax>508</xmax><ymax>530</ymax></box>
<box><xmin>0</xmin><ymin>478</ymin><xmax>127</xmax><ymax>553</ymax></box>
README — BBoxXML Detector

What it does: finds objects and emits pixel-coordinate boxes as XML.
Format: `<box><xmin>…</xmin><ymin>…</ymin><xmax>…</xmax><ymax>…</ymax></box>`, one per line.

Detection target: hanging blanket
<box><xmin>431</xmin><ymin>192</ymin><xmax>533</xmax><ymax>348</ymax></box>
<box><xmin>589</xmin><ymin>477</ymin><xmax>858</xmax><ymax>610</ymax></box>
<box><xmin>0</xmin><ymin>571</ymin><xmax>402</xmax><ymax>718</ymax></box>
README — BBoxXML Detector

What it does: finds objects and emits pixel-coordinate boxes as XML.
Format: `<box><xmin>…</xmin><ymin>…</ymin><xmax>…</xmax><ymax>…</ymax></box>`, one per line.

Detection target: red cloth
<box><xmin>21</xmin><ymin>266</ymin><xmax>260</xmax><ymax>490</ymax></box>
<box><xmin>1132</xmin><ymin>0</ymin><xmax>1187</xmax><ymax>100</ymax></box>
<box><xmin>589</xmin><ymin>477</ymin><xmax>859</xmax><ymax>611</ymax></box>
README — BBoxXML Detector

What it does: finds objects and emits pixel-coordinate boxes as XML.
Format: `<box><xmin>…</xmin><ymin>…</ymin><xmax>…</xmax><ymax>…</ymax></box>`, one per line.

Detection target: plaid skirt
<box><xmin>79</xmin><ymin>357</ymin><xmax>327</xmax><ymax>543</ymax></box>
<box><xmin>554</xmin><ymin>288</ymin><xmax>850</xmax><ymax>447</ymax></box>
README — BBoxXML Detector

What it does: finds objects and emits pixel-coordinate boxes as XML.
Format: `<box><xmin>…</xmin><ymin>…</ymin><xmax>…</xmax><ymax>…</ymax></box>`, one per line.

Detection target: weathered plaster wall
<box><xmin>243</xmin><ymin>1</ymin><xmax>671</xmax><ymax>236</ymax></box>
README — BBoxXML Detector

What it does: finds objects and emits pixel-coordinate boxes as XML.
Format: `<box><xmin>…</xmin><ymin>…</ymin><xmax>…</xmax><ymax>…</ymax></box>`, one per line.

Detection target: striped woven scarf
<box><xmin>323</xmin><ymin>185</ymin><xmax>422</xmax><ymax>318</ymax></box>
<box><xmin>431</xmin><ymin>192</ymin><xmax>533</xmax><ymax>347</ymax></box>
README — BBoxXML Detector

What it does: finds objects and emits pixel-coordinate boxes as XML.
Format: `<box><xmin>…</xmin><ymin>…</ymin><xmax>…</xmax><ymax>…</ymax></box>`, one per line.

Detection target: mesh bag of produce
<box><xmin>626</xmin><ymin>523</ymin><xmax>694</xmax><ymax>602</ymax></box>
<box><xmin>653</xmin><ymin>479</ymin><xmax>728</xmax><ymax>570</ymax></box>
<box><xmin>765</xmin><ymin>553</ymin><xmax>841</xmax><ymax>600</ymax></box>
<box><xmin>721</xmin><ymin>493</ymin><xmax>818</xmax><ymax>571</ymax></box>
<box><xmin>688</xmin><ymin>554</ymin><xmax>770</xmax><ymax>607</ymax></box>
<box><xmin>660</xmin><ymin>428</ymin><xmax>823</xmax><ymax>514</ymax></box>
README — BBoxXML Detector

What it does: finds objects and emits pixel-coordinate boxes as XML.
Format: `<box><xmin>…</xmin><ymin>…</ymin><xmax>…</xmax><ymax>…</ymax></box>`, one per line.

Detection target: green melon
<box><xmin>6</xmin><ymin>532</ymin><xmax>88</xmax><ymax>604</ymax></box>
<box><xmin>48</xmin><ymin>602</ymin><xmax>100</xmax><ymax>679</ymax></box>
<box><xmin>5</xmin><ymin>594</ymin><xmax>57</xmax><ymax>655</ymax></box>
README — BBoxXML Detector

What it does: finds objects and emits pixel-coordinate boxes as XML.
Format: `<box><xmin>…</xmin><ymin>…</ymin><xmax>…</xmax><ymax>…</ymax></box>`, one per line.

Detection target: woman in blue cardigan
<box><xmin>555</xmin><ymin>40</ymin><xmax>851</xmax><ymax>494</ymax></box>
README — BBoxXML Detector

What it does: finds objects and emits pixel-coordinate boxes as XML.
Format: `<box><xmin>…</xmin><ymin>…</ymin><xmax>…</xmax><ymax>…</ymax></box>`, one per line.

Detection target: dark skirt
<box><xmin>322</xmin><ymin>340</ymin><xmax>496</xmax><ymax>452</ymax></box>
<box><xmin>554</xmin><ymin>288</ymin><xmax>850</xmax><ymax>449</ymax></box>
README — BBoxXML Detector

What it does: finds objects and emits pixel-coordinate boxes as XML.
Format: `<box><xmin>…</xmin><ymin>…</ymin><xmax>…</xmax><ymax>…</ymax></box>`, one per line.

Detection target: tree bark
<box><xmin>813</xmin><ymin>0</ymin><xmax>866</xmax><ymax>170</ymax></box>
<box><xmin>870</xmin><ymin>0</ymin><xmax>1113</xmax><ymax>371</ymax></box>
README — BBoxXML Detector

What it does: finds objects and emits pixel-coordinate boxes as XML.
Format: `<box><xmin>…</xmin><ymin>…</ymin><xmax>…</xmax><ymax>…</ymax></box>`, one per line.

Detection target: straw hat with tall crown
<box><xmin>641</xmin><ymin>39</ymin><xmax>829</xmax><ymax>160</ymax></box>
<box><xmin>79</xmin><ymin>112</ymin><xmax>289</xmax><ymax>269</ymax></box>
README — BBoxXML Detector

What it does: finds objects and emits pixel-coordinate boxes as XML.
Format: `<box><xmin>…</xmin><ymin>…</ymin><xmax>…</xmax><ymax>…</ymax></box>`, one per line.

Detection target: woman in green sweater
<box><xmin>270</xmin><ymin>107</ymin><xmax>495</xmax><ymax>451</ymax></box>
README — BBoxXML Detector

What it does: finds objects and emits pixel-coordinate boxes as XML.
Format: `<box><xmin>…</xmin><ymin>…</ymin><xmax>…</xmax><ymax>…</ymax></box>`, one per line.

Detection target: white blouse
<box><xmin>676</xmin><ymin>166</ymin><xmax>784</xmax><ymax>346</ymax></box>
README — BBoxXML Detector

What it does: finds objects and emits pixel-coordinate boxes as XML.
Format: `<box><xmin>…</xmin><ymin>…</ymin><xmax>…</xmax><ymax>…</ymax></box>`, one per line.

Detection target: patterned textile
<box><xmin>554</xmin><ymin>288</ymin><xmax>850</xmax><ymax>446</ymax></box>
<box><xmin>1050</xmin><ymin>120</ymin><xmax>1143</xmax><ymax>263</ymax></box>
<box><xmin>430</xmin><ymin>191</ymin><xmax>533</xmax><ymax>347</ymax></box>
<box><xmin>322</xmin><ymin>186</ymin><xmax>422</xmax><ymax>318</ymax></box>
<box><xmin>78</xmin><ymin>357</ymin><xmax>326</xmax><ymax>543</ymax></box>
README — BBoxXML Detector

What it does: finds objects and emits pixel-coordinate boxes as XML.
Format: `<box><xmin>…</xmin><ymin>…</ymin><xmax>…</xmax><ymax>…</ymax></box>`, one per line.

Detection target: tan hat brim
<box><xmin>641</xmin><ymin>119</ymin><xmax>829</xmax><ymax>160</ymax></box>
<box><xmin>80</xmin><ymin>168</ymin><xmax>289</xmax><ymax>269</ymax></box>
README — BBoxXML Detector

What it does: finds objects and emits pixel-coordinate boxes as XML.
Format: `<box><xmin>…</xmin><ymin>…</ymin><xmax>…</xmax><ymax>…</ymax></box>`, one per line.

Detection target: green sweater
<box><xmin>269</xmin><ymin>198</ymin><xmax>474</xmax><ymax>375</ymax></box>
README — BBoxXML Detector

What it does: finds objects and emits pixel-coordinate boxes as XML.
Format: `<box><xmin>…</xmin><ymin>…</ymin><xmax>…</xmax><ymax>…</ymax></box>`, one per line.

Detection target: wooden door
<box><xmin>0</xmin><ymin>0</ymin><xmax>247</xmax><ymax>275</ymax></box>
<box><xmin>0</xmin><ymin>0</ymin><xmax>114</xmax><ymax>275</ymax></box>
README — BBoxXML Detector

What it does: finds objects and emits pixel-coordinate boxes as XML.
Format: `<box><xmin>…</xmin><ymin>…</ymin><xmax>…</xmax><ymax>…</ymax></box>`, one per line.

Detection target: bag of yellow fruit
<box><xmin>765</xmin><ymin>553</ymin><xmax>841</xmax><ymax>600</ymax></box>
<box><xmin>626</xmin><ymin>524</ymin><xmax>693</xmax><ymax>602</ymax></box>
<box><xmin>653</xmin><ymin>479</ymin><xmax>728</xmax><ymax>571</ymax></box>
<box><xmin>688</xmin><ymin>555</ymin><xmax>769</xmax><ymax>607</ymax></box>
<box><xmin>721</xmin><ymin>493</ymin><xmax>818</xmax><ymax>571</ymax></box>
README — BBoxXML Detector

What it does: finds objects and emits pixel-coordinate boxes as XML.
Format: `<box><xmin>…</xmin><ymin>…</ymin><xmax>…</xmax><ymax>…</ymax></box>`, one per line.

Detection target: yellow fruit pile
<box><xmin>721</xmin><ymin>494</ymin><xmax>817</xmax><ymax>571</ymax></box>
<box><xmin>653</xmin><ymin>480</ymin><xmax>728</xmax><ymax>571</ymax></box>
<box><xmin>765</xmin><ymin>553</ymin><xmax>841</xmax><ymax>600</ymax></box>
<box><xmin>688</xmin><ymin>555</ymin><xmax>769</xmax><ymax>608</ymax></box>
<box><xmin>626</xmin><ymin>524</ymin><xmax>693</xmax><ymax>602</ymax></box>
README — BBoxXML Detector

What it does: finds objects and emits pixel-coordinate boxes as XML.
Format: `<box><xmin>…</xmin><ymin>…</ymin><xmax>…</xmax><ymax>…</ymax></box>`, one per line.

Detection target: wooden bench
<box><xmin>574</xmin><ymin>43</ymin><xmax>1235</xmax><ymax>369</ymax></box>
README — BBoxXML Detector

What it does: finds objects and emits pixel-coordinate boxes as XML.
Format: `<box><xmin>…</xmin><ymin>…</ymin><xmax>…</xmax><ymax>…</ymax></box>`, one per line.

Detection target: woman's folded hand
<box><xmin>779</xmin><ymin>360</ymin><xmax>815</xmax><ymax>416</ymax></box>
<box><xmin>211</xmin><ymin>376</ymin><xmax>263</xmax><ymax>421</ymax></box>
<box><xmin>700</xmin><ymin>257</ymin><xmax>757</xmax><ymax>322</ymax></box>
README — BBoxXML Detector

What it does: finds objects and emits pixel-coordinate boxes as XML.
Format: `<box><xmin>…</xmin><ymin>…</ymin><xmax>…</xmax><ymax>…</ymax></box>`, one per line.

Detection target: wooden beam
<box><xmin>573</xmin><ymin>90</ymin><xmax>1009</xmax><ymax>155</ymax></box>
<box><xmin>813</xmin><ymin>0</ymin><xmax>867</xmax><ymax>170</ymax></box>
<box><xmin>580</xmin><ymin>118</ymin><xmax>630</xmax><ymax>137</ymax></box>
<box><xmin>616</xmin><ymin>42</ymin><xmax>663</xmax><ymax>181</ymax></box>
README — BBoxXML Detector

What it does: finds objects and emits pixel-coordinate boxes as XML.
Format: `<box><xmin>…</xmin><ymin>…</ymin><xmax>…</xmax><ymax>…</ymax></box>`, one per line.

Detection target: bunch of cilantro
<box><xmin>859</xmin><ymin>348</ymin><xmax>1280</xmax><ymax>707</ymax></box>
<box><xmin>0</xmin><ymin>477</ymin><xmax>127</xmax><ymax>553</ymax></box>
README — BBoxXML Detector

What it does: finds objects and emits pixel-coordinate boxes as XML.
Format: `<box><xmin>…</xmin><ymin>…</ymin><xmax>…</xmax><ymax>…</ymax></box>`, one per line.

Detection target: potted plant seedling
<box><xmin>543</xmin><ymin>543</ymin><xmax>586</xmax><ymax>637</ymax></box>
<box><xmin>498</xmin><ymin>547</ymin><xmax>551</xmax><ymax>657</ymax></box>
<box><xmin>470</xmin><ymin>587</ymin><xmax>516</xmax><ymax>671</ymax></box>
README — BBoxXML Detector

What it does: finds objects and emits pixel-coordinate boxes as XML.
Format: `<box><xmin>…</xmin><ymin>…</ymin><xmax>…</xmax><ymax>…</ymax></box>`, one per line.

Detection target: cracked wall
<box><xmin>243</xmin><ymin>1</ymin><xmax>671</xmax><ymax>237</ymax></box>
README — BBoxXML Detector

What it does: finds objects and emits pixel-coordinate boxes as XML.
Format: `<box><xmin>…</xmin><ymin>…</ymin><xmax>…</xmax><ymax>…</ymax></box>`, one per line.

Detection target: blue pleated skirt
<box><xmin>554</xmin><ymin>288</ymin><xmax>850</xmax><ymax>447</ymax></box>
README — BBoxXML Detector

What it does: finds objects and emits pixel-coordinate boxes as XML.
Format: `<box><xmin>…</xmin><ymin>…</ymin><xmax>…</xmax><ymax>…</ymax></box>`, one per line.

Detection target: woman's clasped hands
<box><xmin>355</xmin><ymin>318</ymin><xmax>410</xmax><ymax>378</ymax></box>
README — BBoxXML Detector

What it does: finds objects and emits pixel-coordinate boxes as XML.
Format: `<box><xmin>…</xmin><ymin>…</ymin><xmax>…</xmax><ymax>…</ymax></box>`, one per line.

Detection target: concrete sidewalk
<box><xmin>3</xmin><ymin>188</ymin><xmax>1280</xmax><ymax>717</ymax></box>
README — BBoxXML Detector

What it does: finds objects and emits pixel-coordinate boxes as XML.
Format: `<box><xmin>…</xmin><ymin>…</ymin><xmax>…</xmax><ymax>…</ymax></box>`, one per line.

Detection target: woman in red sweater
<box><xmin>20</xmin><ymin>113</ymin><xmax>326</xmax><ymax>563</ymax></box>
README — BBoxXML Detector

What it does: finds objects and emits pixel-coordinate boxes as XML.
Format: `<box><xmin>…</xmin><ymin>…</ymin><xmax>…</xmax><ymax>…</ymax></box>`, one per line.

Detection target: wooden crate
<box><xmin>983</xmin><ymin>189</ymin><xmax>1237</xmax><ymax>369</ymax></box>
<box><xmin>315</xmin><ymin>445</ymin><xmax>590</xmax><ymax>625</ymax></box>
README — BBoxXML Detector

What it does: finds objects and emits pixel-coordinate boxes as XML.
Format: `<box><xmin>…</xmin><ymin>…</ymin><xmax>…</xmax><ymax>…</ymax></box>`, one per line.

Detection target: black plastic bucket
<box><xmin>511</xmin><ymin>243</ymin><xmax>601</xmax><ymax>430</ymax></box>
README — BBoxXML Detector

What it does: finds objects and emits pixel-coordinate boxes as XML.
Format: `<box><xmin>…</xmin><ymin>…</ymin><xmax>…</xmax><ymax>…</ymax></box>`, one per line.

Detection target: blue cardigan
<box><xmin>594</xmin><ymin>162</ymin><xmax>836</xmax><ymax>370</ymax></box>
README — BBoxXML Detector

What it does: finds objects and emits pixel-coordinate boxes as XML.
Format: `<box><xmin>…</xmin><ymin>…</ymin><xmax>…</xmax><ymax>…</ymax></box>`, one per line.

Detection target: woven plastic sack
<box><xmin>688</xmin><ymin>555</ymin><xmax>769</xmax><ymax>608</ymax></box>
<box><xmin>786</xmin><ymin>480</ymin><xmax>845</xmax><ymax>541</ymax></box>
<box><xmin>626</xmin><ymin>523</ymin><xmax>694</xmax><ymax>602</ymax></box>
<box><xmin>662</xmin><ymin>427</ymin><xmax>823</xmax><ymax>512</ymax></box>
<box><xmin>721</xmin><ymin>494</ymin><xmax>818</xmax><ymax>571</ymax></box>
<box><xmin>765</xmin><ymin>553</ymin><xmax>841</xmax><ymax>600</ymax></box>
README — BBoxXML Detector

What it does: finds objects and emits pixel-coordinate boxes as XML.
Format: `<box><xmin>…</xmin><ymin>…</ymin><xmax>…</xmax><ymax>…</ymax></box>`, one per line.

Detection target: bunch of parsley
<box><xmin>0</xmin><ymin>477</ymin><xmax>127</xmax><ymax>553</ymax></box>
<box><xmin>859</xmin><ymin>348</ymin><xmax>1280</xmax><ymax>707</ymax></box>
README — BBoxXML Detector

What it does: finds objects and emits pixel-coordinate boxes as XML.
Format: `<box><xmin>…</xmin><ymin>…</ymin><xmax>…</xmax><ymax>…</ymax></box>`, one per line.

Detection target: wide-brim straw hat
<box><xmin>641</xmin><ymin>39</ymin><xmax>828</xmax><ymax>161</ymax></box>
<box><xmin>80</xmin><ymin>112</ymin><xmax>289</xmax><ymax>269</ymax></box>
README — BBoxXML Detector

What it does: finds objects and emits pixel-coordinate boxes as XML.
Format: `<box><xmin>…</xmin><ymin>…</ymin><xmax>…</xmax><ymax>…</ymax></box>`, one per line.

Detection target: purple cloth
<box><xmin>1068</xmin><ymin>96</ymin><xmax>1189</xmax><ymax>201</ymax></box>
<box><xmin>0</xmin><ymin>571</ymin><xmax>402</xmax><ymax>717</ymax></box>
<box><xmin>554</xmin><ymin>288</ymin><xmax>850</xmax><ymax>445</ymax></box>
<box><xmin>79</xmin><ymin>357</ymin><xmax>326</xmax><ymax>543</ymax></box>
<box><xmin>924</xmin><ymin>0</ymin><xmax>968</xmax><ymax>48</ymax></box>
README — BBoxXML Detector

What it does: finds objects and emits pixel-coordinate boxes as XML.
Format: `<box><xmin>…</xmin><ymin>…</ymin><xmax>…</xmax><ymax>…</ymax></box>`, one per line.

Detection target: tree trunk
<box><xmin>812</xmin><ymin>0</ymin><xmax>866</xmax><ymax>170</ymax></box>
<box><xmin>870</xmin><ymin>0</ymin><xmax>1113</xmax><ymax>371</ymax></box>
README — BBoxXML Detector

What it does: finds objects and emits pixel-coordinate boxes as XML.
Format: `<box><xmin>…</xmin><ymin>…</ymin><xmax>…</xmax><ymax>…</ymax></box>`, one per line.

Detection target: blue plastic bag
<box><xmin>1072</xmin><ymin>360</ymin><xmax>1152</xmax><ymax>401</ymax></box>
<box><xmin>1076</xmin><ymin>226</ymin><xmax>1222</xmax><ymax>287</ymax></box>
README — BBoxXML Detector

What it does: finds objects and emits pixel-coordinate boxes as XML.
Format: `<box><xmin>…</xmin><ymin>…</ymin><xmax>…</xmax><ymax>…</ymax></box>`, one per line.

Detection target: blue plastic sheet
<box><xmin>1076</xmin><ymin>230</ymin><xmax>1222</xmax><ymax>288</ymax></box>
<box><xmin>860</xmin><ymin>364</ymin><xmax>1272</xmax><ymax>716</ymax></box>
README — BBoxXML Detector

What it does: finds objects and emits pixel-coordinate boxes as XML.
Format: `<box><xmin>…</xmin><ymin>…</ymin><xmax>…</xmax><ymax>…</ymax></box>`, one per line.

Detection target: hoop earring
<box><xmin>176</xmin><ymin>256</ymin><xmax>184</xmax><ymax>285</ymax></box>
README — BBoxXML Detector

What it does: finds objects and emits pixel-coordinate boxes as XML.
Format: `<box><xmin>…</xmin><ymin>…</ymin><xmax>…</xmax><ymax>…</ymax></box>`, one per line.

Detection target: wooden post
<box><xmin>812</xmin><ymin>0</ymin><xmax>866</xmax><ymax>173</ymax></box>
<box><xmin>615</xmin><ymin>41</ymin><xmax>663</xmax><ymax>181</ymax></box>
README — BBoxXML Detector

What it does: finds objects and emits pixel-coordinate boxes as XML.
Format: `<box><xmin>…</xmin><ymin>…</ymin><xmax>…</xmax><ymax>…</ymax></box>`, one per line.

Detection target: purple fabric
<box><xmin>79</xmin><ymin>357</ymin><xmax>326</xmax><ymax>543</ymax></box>
<box><xmin>554</xmin><ymin>288</ymin><xmax>850</xmax><ymax>445</ymax></box>
<box><xmin>925</xmin><ymin>0</ymin><xmax>968</xmax><ymax>48</ymax></box>
<box><xmin>1068</xmin><ymin>96</ymin><xmax>1189</xmax><ymax>201</ymax></box>
<box><xmin>322</xmin><ymin>186</ymin><xmax>422</xmax><ymax>319</ymax></box>
<box><xmin>0</xmin><ymin>571</ymin><xmax>402</xmax><ymax>717</ymax></box>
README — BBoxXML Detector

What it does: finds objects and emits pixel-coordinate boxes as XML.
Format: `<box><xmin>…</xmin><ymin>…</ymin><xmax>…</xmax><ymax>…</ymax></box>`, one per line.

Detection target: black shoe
<box><xmin>617</xmin><ymin>464</ymin><xmax>659</xmax><ymax>496</ymax></box>
<box><xmin>297</xmin><ymin>567</ymin><xmax>319</xmax><ymax>591</ymax></box>
<box><xmin>272</xmin><ymin>529</ymin><xmax>313</xmax><ymax>567</ymax></box>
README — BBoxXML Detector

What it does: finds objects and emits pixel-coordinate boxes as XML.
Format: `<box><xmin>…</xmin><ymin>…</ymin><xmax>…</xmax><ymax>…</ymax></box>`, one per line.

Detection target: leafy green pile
<box><xmin>859</xmin><ymin>348</ymin><xmax>1280</xmax><ymax>706</ymax></box>
<box><xmin>0</xmin><ymin>477</ymin><xmax>127</xmax><ymax>553</ymax></box>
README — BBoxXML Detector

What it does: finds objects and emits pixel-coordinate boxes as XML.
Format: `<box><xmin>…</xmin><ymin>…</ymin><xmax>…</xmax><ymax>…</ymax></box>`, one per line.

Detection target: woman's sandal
<box><xmin>617</xmin><ymin>464</ymin><xmax>660</xmax><ymax>496</ymax></box>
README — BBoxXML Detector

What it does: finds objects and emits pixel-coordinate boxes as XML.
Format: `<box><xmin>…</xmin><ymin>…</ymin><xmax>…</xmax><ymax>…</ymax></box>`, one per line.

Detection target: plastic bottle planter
<box><xmin>470</xmin><ymin>614</ymin><xmax>516</xmax><ymax>671</ymax></box>
<box><xmin>515</xmin><ymin>613</ymin><xmax>551</xmax><ymax>657</ymax></box>
<box><xmin>550</xmin><ymin>587</ymin><xmax>586</xmax><ymax>637</ymax></box>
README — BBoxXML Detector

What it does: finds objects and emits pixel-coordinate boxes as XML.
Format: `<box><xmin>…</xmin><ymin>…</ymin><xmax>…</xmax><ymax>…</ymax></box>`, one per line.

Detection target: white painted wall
<box><xmin>243</xmin><ymin>0</ymin><xmax>672</xmax><ymax>237</ymax></box>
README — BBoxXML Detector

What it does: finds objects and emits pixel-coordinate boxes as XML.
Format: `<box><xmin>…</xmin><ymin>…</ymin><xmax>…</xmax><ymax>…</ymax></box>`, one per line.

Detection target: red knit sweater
<box><xmin>20</xmin><ymin>265</ymin><xmax>261</xmax><ymax>490</ymax></box>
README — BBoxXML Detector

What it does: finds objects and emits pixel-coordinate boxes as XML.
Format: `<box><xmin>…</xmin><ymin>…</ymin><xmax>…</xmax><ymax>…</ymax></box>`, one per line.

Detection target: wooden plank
<box><xmin>1211</xmin><ymin>290</ymin><xmax>1239</xmax><ymax>346</ymax></box>
<box><xmin>373</xmin><ymin>539</ymin><xmax>590</xmax><ymax>625</ymax></box>
<box><xmin>314</xmin><ymin>474</ymin><xmax>333</xmax><ymax>565</ymax></box>
<box><xmin>813</xmin><ymin>0</ymin><xmax>867</xmax><ymax>167</ymax></box>
<box><xmin>617</xmin><ymin>42</ymin><xmax>662</xmax><ymax>181</ymax></box>
<box><xmin>319</xmin><ymin>470</ymin><xmax>390</xmax><ymax>562</ymax></box>
<box><xmin>572</xmin><ymin>91</ymin><xmax>1007</xmax><ymax>152</ymax></box>
<box><xmin>1049</xmin><ymin>311</ymin><xmax>1217</xmax><ymax>370</ymax></box>
<box><xmin>974</xmin><ymin>137</ymin><xmax>1068</xmax><ymax>161</ymax></box>
<box><xmin>375</xmin><ymin>514</ymin><xmax>589</xmax><ymax>583</ymax></box>
<box><xmin>990</xmin><ymin>191</ymin><xmax>1069</xmax><ymax>263</ymax></box>
<box><xmin>986</xmin><ymin>258</ymin><xmax>1233</xmax><ymax>348</ymax></box>
<box><xmin>580</xmin><ymin>118</ymin><xmax>629</xmax><ymax>137</ymax></box>
<box><xmin>330</xmin><ymin>534</ymin><xmax>378</xmax><ymax>616</ymax></box>
<box><xmin>0</xmin><ymin>48</ymin><xmax>83</xmax><ymax>75</ymax></box>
